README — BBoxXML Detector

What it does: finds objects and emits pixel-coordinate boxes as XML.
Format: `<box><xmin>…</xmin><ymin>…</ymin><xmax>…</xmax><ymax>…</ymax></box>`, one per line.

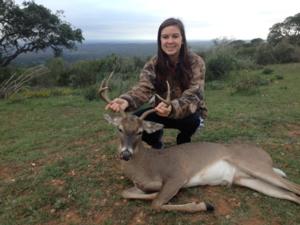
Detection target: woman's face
<box><xmin>160</xmin><ymin>25</ymin><xmax>183</xmax><ymax>60</ymax></box>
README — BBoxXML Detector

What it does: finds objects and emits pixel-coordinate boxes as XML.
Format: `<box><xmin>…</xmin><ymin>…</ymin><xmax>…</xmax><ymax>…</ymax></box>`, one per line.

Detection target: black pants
<box><xmin>135</xmin><ymin>107</ymin><xmax>200</xmax><ymax>149</ymax></box>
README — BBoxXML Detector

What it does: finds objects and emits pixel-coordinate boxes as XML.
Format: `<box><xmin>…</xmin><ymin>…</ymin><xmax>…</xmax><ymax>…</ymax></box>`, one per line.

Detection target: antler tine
<box><xmin>140</xmin><ymin>81</ymin><xmax>171</xmax><ymax>120</ymax></box>
<box><xmin>155</xmin><ymin>81</ymin><xmax>171</xmax><ymax>105</ymax></box>
<box><xmin>98</xmin><ymin>71</ymin><xmax>114</xmax><ymax>103</ymax></box>
<box><xmin>139</xmin><ymin>108</ymin><xmax>156</xmax><ymax>120</ymax></box>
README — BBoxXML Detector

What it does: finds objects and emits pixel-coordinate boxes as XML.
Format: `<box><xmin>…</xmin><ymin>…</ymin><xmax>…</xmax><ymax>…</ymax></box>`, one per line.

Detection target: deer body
<box><xmin>119</xmin><ymin>139</ymin><xmax>300</xmax><ymax>212</ymax></box>
<box><xmin>123</xmin><ymin>142</ymin><xmax>232</xmax><ymax>190</ymax></box>
<box><xmin>99</xmin><ymin>73</ymin><xmax>300</xmax><ymax>212</ymax></box>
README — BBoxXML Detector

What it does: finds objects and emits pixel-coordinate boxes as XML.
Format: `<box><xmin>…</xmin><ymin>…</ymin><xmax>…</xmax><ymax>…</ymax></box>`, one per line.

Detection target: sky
<box><xmin>14</xmin><ymin>0</ymin><xmax>300</xmax><ymax>42</ymax></box>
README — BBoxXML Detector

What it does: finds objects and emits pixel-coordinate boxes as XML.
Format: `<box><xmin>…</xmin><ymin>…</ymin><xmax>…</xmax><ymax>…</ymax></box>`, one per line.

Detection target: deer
<box><xmin>99</xmin><ymin>72</ymin><xmax>300</xmax><ymax>212</ymax></box>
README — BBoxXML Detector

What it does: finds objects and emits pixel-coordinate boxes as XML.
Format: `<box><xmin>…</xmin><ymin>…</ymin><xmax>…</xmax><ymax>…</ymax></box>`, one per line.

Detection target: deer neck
<box><xmin>121</xmin><ymin>141</ymin><xmax>155</xmax><ymax>169</ymax></box>
<box><xmin>121</xmin><ymin>142</ymin><xmax>163</xmax><ymax>185</ymax></box>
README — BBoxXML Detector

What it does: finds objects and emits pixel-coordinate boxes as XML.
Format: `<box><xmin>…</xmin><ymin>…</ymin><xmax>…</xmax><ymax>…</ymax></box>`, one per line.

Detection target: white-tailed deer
<box><xmin>99</xmin><ymin>73</ymin><xmax>300</xmax><ymax>212</ymax></box>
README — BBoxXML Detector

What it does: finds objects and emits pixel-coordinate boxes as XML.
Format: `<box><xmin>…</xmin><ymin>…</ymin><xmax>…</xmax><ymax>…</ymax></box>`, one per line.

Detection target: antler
<box><xmin>140</xmin><ymin>81</ymin><xmax>171</xmax><ymax>120</ymax></box>
<box><xmin>98</xmin><ymin>72</ymin><xmax>127</xmax><ymax>116</ymax></box>
<box><xmin>98</xmin><ymin>71</ymin><xmax>114</xmax><ymax>103</ymax></box>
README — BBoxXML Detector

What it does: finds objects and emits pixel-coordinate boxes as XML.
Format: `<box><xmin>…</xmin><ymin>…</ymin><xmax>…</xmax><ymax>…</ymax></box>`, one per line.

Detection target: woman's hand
<box><xmin>155</xmin><ymin>102</ymin><xmax>172</xmax><ymax>117</ymax></box>
<box><xmin>105</xmin><ymin>98</ymin><xmax>129</xmax><ymax>112</ymax></box>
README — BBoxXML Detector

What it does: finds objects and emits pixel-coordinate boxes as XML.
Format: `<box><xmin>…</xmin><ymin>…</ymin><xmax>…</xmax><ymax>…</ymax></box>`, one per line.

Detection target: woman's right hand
<box><xmin>105</xmin><ymin>98</ymin><xmax>129</xmax><ymax>112</ymax></box>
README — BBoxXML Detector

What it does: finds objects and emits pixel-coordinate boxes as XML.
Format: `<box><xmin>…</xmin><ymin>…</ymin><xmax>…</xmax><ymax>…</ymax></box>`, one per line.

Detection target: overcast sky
<box><xmin>15</xmin><ymin>0</ymin><xmax>300</xmax><ymax>42</ymax></box>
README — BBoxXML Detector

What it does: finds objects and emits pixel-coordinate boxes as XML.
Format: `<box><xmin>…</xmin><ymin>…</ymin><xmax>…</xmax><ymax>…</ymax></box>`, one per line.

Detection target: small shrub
<box><xmin>206</xmin><ymin>53</ymin><xmax>237</xmax><ymax>81</ymax></box>
<box><xmin>16</xmin><ymin>87</ymin><xmax>74</xmax><ymax>99</ymax></box>
<box><xmin>262</xmin><ymin>68</ymin><xmax>274</xmax><ymax>75</ymax></box>
<box><xmin>279</xmin><ymin>86</ymin><xmax>288</xmax><ymax>90</ymax></box>
<box><xmin>275</xmin><ymin>74</ymin><xmax>284</xmax><ymax>80</ymax></box>
<box><xmin>83</xmin><ymin>85</ymin><xmax>98</xmax><ymax>101</ymax></box>
<box><xmin>231</xmin><ymin>74</ymin><xmax>268</xmax><ymax>95</ymax></box>
<box><xmin>206</xmin><ymin>81</ymin><xmax>226</xmax><ymax>90</ymax></box>
<box><xmin>23</xmin><ymin>89</ymin><xmax>51</xmax><ymax>98</ymax></box>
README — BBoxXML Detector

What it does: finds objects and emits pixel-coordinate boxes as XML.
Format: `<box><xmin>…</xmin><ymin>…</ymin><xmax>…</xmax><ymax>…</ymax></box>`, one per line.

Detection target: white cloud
<box><xmin>13</xmin><ymin>0</ymin><xmax>300</xmax><ymax>41</ymax></box>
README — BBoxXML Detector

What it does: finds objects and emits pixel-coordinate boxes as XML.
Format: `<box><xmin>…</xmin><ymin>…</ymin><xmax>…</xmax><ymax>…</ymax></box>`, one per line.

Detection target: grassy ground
<box><xmin>0</xmin><ymin>63</ymin><xmax>299</xmax><ymax>225</ymax></box>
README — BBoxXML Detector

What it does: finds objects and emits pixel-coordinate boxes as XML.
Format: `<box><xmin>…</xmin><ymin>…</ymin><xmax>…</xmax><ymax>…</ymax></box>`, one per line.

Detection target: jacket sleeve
<box><xmin>169</xmin><ymin>54</ymin><xmax>207</xmax><ymax>119</ymax></box>
<box><xmin>119</xmin><ymin>59</ymin><xmax>156</xmax><ymax>111</ymax></box>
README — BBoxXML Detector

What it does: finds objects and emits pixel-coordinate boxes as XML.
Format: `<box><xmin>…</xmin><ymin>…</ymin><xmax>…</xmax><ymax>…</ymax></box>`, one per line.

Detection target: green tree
<box><xmin>267</xmin><ymin>12</ymin><xmax>300</xmax><ymax>46</ymax></box>
<box><xmin>0</xmin><ymin>0</ymin><xmax>84</xmax><ymax>67</ymax></box>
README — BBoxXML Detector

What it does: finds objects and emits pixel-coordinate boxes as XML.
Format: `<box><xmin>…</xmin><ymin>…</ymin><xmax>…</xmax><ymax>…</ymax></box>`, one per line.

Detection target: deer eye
<box><xmin>137</xmin><ymin>130</ymin><xmax>143</xmax><ymax>135</ymax></box>
<box><xmin>118</xmin><ymin>127</ymin><xmax>123</xmax><ymax>133</ymax></box>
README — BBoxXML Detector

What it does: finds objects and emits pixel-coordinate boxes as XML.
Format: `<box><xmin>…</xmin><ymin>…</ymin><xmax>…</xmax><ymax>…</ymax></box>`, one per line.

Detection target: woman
<box><xmin>106</xmin><ymin>18</ymin><xmax>207</xmax><ymax>149</ymax></box>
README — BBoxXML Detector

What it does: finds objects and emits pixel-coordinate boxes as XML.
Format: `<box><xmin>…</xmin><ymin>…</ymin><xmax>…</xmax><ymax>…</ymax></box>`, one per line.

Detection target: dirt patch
<box><xmin>0</xmin><ymin>166</ymin><xmax>18</xmax><ymax>182</ymax></box>
<box><xmin>47</xmin><ymin>178</ymin><xmax>65</xmax><ymax>193</ymax></box>
<box><xmin>203</xmin><ymin>187</ymin><xmax>241</xmax><ymax>216</ymax></box>
<box><xmin>286</xmin><ymin>123</ymin><xmax>300</xmax><ymax>137</ymax></box>
<box><xmin>62</xmin><ymin>210</ymin><xmax>82</xmax><ymax>224</ymax></box>
<box><xmin>238</xmin><ymin>217</ymin><xmax>266</xmax><ymax>225</ymax></box>
<box><xmin>72</xmin><ymin>138</ymin><xmax>89</xmax><ymax>146</ymax></box>
<box><xmin>288</xmin><ymin>130</ymin><xmax>300</xmax><ymax>137</ymax></box>
<box><xmin>92</xmin><ymin>208</ymin><xmax>113</xmax><ymax>224</ymax></box>
<box><xmin>128</xmin><ymin>210</ymin><xmax>147</xmax><ymax>225</ymax></box>
<box><xmin>214</xmin><ymin>198</ymin><xmax>239</xmax><ymax>216</ymax></box>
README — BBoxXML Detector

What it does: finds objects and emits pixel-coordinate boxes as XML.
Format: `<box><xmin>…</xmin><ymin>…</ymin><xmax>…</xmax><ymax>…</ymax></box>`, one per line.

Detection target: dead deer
<box><xmin>99</xmin><ymin>72</ymin><xmax>300</xmax><ymax>212</ymax></box>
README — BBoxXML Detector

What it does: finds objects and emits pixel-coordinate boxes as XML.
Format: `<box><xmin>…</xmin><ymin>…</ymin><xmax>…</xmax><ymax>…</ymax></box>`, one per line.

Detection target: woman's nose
<box><xmin>166</xmin><ymin>38</ymin><xmax>173</xmax><ymax>43</ymax></box>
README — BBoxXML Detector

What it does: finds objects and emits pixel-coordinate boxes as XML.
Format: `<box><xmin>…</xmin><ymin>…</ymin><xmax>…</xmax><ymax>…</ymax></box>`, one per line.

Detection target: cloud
<box><xmin>13</xmin><ymin>0</ymin><xmax>300</xmax><ymax>41</ymax></box>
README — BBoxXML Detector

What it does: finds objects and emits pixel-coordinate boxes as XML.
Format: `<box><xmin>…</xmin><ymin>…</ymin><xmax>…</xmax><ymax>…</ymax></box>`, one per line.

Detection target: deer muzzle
<box><xmin>120</xmin><ymin>149</ymin><xmax>132</xmax><ymax>161</ymax></box>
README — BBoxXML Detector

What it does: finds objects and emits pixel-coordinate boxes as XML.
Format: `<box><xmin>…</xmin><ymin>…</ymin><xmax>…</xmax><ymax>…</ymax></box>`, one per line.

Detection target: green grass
<box><xmin>0</xmin><ymin>63</ymin><xmax>300</xmax><ymax>225</ymax></box>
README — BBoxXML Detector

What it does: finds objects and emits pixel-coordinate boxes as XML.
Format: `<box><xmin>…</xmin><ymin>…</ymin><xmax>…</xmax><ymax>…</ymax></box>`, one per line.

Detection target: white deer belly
<box><xmin>185</xmin><ymin>160</ymin><xmax>236</xmax><ymax>187</ymax></box>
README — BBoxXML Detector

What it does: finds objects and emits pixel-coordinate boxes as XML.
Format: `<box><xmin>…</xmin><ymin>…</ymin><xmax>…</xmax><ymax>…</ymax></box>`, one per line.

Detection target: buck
<box><xmin>99</xmin><ymin>72</ymin><xmax>300</xmax><ymax>212</ymax></box>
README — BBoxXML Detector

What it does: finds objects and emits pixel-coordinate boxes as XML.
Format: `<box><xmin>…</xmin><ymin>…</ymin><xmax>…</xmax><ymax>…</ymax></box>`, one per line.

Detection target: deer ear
<box><xmin>104</xmin><ymin>114</ymin><xmax>122</xmax><ymax>126</ymax></box>
<box><xmin>142</xmin><ymin>121</ymin><xmax>163</xmax><ymax>134</ymax></box>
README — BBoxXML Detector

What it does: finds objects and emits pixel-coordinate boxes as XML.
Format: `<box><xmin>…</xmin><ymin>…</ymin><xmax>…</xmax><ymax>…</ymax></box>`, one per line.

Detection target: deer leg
<box><xmin>122</xmin><ymin>186</ymin><xmax>158</xmax><ymax>200</ymax></box>
<box><xmin>159</xmin><ymin>202</ymin><xmax>214</xmax><ymax>212</ymax></box>
<box><xmin>235</xmin><ymin>177</ymin><xmax>300</xmax><ymax>204</ymax></box>
<box><xmin>151</xmin><ymin>180</ymin><xmax>214</xmax><ymax>212</ymax></box>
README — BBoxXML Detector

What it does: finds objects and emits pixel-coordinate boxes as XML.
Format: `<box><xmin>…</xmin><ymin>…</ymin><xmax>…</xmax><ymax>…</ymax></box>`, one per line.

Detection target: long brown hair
<box><xmin>155</xmin><ymin>18</ymin><xmax>192</xmax><ymax>92</ymax></box>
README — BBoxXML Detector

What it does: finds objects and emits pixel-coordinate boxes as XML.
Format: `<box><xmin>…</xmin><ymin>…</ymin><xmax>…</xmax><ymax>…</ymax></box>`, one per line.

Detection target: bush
<box><xmin>255</xmin><ymin>44</ymin><xmax>277</xmax><ymax>65</ymax></box>
<box><xmin>275</xmin><ymin>74</ymin><xmax>284</xmax><ymax>80</ymax></box>
<box><xmin>231</xmin><ymin>74</ymin><xmax>269</xmax><ymax>95</ymax></box>
<box><xmin>30</xmin><ymin>58</ymin><xmax>69</xmax><ymax>87</ymax></box>
<box><xmin>262</xmin><ymin>68</ymin><xmax>274</xmax><ymax>75</ymax></box>
<box><xmin>206</xmin><ymin>52</ymin><xmax>237</xmax><ymax>81</ymax></box>
<box><xmin>69</xmin><ymin>61</ymin><xmax>100</xmax><ymax>87</ymax></box>
<box><xmin>23</xmin><ymin>88</ymin><xmax>52</xmax><ymax>98</ymax></box>
<box><xmin>273</xmin><ymin>40</ymin><xmax>298</xmax><ymax>63</ymax></box>
<box><xmin>206</xmin><ymin>80</ymin><xmax>226</xmax><ymax>90</ymax></box>
<box><xmin>83</xmin><ymin>85</ymin><xmax>98</xmax><ymax>101</ymax></box>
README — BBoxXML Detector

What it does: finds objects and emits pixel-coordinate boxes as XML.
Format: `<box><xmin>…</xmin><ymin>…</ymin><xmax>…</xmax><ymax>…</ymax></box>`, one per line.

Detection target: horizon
<box><xmin>81</xmin><ymin>39</ymin><xmax>216</xmax><ymax>43</ymax></box>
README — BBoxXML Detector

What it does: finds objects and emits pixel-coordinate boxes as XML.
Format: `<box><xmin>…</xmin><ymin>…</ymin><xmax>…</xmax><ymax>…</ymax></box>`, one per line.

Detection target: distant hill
<box><xmin>13</xmin><ymin>40</ymin><xmax>213</xmax><ymax>66</ymax></box>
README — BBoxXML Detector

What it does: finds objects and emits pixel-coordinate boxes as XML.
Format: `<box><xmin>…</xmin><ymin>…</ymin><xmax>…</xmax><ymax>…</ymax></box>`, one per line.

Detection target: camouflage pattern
<box><xmin>120</xmin><ymin>51</ymin><xmax>207</xmax><ymax>119</ymax></box>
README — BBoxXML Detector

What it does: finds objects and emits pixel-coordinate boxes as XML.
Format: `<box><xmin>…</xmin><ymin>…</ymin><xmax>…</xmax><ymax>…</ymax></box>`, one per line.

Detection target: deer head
<box><xmin>99</xmin><ymin>72</ymin><xmax>171</xmax><ymax>161</ymax></box>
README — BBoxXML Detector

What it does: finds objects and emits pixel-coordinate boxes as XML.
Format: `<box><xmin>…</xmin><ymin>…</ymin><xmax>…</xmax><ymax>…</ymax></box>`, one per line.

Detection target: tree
<box><xmin>0</xmin><ymin>0</ymin><xmax>84</xmax><ymax>67</ymax></box>
<box><xmin>250</xmin><ymin>38</ymin><xmax>265</xmax><ymax>47</ymax></box>
<box><xmin>267</xmin><ymin>13</ymin><xmax>300</xmax><ymax>46</ymax></box>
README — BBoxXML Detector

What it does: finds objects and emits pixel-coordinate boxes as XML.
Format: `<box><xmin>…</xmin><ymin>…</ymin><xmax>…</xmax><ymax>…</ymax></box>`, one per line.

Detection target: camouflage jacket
<box><xmin>120</xmin><ymin>51</ymin><xmax>207</xmax><ymax>119</ymax></box>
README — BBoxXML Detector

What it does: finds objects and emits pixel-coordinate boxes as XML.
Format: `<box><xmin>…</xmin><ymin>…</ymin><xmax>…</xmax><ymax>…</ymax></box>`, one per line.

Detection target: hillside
<box><xmin>13</xmin><ymin>40</ymin><xmax>213</xmax><ymax>66</ymax></box>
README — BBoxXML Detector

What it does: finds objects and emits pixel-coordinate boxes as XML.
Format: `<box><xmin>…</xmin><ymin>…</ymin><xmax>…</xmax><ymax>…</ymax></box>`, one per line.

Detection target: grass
<box><xmin>0</xmin><ymin>63</ymin><xmax>300</xmax><ymax>225</ymax></box>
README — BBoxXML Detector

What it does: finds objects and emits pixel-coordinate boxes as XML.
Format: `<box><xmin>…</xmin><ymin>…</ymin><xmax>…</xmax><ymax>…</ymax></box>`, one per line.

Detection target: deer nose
<box><xmin>120</xmin><ymin>150</ymin><xmax>132</xmax><ymax>161</ymax></box>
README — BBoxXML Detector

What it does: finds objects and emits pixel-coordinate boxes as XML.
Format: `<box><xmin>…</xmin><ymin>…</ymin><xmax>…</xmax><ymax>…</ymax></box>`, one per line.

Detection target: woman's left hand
<box><xmin>155</xmin><ymin>102</ymin><xmax>172</xmax><ymax>117</ymax></box>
